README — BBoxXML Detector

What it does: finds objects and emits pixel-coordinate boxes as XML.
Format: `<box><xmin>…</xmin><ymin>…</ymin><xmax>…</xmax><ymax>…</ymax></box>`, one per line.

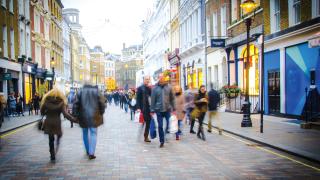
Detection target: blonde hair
<box><xmin>40</xmin><ymin>88</ymin><xmax>67</xmax><ymax>109</ymax></box>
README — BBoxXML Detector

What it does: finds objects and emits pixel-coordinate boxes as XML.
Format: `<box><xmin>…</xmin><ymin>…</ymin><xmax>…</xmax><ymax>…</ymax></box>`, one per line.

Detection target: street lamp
<box><xmin>240</xmin><ymin>0</ymin><xmax>257</xmax><ymax>127</ymax></box>
<box><xmin>50</xmin><ymin>57</ymin><xmax>55</xmax><ymax>89</ymax></box>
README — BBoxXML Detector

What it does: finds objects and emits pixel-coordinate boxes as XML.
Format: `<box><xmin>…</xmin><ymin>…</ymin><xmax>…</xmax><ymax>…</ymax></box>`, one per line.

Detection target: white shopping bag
<box><xmin>169</xmin><ymin>114</ymin><xmax>178</xmax><ymax>134</ymax></box>
<box><xmin>134</xmin><ymin>112</ymin><xmax>140</xmax><ymax>123</ymax></box>
<box><xmin>152</xmin><ymin>113</ymin><xmax>158</xmax><ymax>128</ymax></box>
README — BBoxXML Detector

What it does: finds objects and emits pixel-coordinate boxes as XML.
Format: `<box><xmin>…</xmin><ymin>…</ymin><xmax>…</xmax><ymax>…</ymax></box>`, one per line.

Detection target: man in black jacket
<box><xmin>136</xmin><ymin>75</ymin><xmax>152</xmax><ymax>143</ymax></box>
<box><xmin>207</xmin><ymin>83</ymin><xmax>221</xmax><ymax>135</ymax></box>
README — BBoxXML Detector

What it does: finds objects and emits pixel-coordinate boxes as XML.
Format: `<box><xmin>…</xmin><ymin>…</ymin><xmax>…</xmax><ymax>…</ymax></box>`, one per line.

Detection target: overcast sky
<box><xmin>62</xmin><ymin>0</ymin><xmax>154</xmax><ymax>54</ymax></box>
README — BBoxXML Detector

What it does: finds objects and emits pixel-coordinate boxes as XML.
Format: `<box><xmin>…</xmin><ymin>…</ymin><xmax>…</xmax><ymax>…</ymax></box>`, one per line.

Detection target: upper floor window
<box><xmin>9</xmin><ymin>0</ymin><xmax>13</xmax><ymax>13</ymax></box>
<box><xmin>270</xmin><ymin>0</ymin><xmax>281</xmax><ymax>33</ymax></box>
<box><xmin>1</xmin><ymin>0</ymin><xmax>6</xmax><ymax>8</ymax></box>
<box><xmin>10</xmin><ymin>28</ymin><xmax>14</xmax><ymax>59</ymax></box>
<box><xmin>212</xmin><ymin>12</ymin><xmax>218</xmax><ymax>37</ymax></box>
<box><xmin>220</xmin><ymin>5</ymin><xmax>227</xmax><ymax>37</ymax></box>
<box><xmin>312</xmin><ymin>0</ymin><xmax>320</xmax><ymax>18</ymax></box>
<box><xmin>231</xmin><ymin>0</ymin><xmax>238</xmax><ymax>22</ymax></box>
<box><xmin>2</xmin><ymin>25</ymin><xmax>8</xmax><ymax>58</ymax></box>
<box><xmin>289</xmin><ymin>0</ymin><xmax>301</xmax><ymax>26</ymax></box>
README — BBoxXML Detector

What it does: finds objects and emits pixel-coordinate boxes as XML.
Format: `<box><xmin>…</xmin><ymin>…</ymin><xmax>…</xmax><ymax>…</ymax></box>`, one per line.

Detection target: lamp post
<box><xmin>50</xmin><ymin>57</ymin><xmax>55</xmax><ymax>89</ymax></box>
<box><xmin>240</xmin><ymin>0</ymin><xmax>257</xmax><ymax>127</ymax></box>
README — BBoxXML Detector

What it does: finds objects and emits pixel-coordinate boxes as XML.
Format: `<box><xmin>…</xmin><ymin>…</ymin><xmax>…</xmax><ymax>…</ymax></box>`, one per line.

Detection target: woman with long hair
<box><xmin>192</xmin><ymin>85</ymin><xmax>208</xmax><ymax>141</ymax></box>
<box><xmin>174</xmin><ymin>86</ymin><xmax>185</xmax><ymax>140</ymax></box>
<box><xmin>40</xmin><ymin>88</ymin><xmax>76</xmax><ymax>161</ymax></box>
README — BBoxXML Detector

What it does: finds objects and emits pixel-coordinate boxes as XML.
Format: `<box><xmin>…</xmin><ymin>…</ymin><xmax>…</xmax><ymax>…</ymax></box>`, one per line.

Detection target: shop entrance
<box><xmin>268</xmin><ymin>70</ymin><xmax>281</xmax><ymax>114</ymax></box>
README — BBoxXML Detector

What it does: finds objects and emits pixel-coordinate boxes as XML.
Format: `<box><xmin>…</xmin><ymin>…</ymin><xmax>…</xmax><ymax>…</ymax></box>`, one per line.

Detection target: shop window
<box><xmin>24</xmin><ymin>75</ymin><xmax>33</xmax><ymax>105</ymax></box>
<box><xmin>197</xmin><ymin>68</ymin><xmax>203</xmax><ymax>88</ymax></box>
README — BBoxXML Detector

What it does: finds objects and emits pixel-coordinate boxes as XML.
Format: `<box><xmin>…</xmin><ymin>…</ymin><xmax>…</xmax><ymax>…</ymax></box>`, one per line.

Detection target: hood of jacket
<box><xmin>44</xmin><ymin>96</ymin><xmax>64</xmax><ymax>111</ymax></box>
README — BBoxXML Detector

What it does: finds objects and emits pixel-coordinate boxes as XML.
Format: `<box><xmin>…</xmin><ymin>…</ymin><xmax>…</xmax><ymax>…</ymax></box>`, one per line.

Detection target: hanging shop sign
<box><xmin>3</xmin><ymin>73</ymin><xmax>12</xmax><ymax>80</ymax></box>
<box><xmin>211</xmin><ymin>39</ymin><xmax>225</xmax><ymax>48</ymax></box>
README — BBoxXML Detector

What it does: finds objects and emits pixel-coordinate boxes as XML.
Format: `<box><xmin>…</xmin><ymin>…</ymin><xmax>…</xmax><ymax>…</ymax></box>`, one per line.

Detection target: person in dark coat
<box><xmin>136</xmin><ymin>75</ymin><xmax>152</xmax><ymax>143</ymax></box>
<box><xmin>16</xmin><ymin>93</ymin><xmax>24</xmax><ymax>116</ymax></box>
<box><xmin>73</xmin><ymin>84</ymin><xmax>106</xmax><ymax>160</ymax></box>
<box><xmin>192</xmin><ymin>85</ymin><xmax>208</xmax><ymax>141</ymax></box>
<box><xmin>128</xmin><ymin>89</ymin><xmax>137</xmax><ymax>121</ymax></box>
<box><xmin>40</xmin><ymin>88</ymin><xmax>76</xmax><ymax>161</ymax></box>
<box><xmin>207</xmin><ymin>83</ymin><xmax>221</xmax><ymax>135</ymax></box>
<box><xmin>33</xmin><ymin>92</ymin><xmax>40</xmax><ymax>115</ymax></box>
<box><xmin>8</xmin><ymin>92</ymin><xmax>17</xmax><ymax>116</ymax></box>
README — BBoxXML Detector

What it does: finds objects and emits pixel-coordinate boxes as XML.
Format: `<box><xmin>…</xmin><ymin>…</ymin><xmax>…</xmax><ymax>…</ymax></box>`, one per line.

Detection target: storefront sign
<box><xmin>168</xmin><ymin>48</ymin><xmax>180</xmax><ymax>66</ymax></box>
<box><xmin>309</xmin><ymin>34</ymin><xmax>320</xmax><ymax>48</ymax></box>
<box><xmin>3</xmin><ymin>73</ymin><xmax>12</xmax><ymax>80</ymax></box>
<box><xmin>211</xmin><ymin>39</ymin><xmax>225</xmax><ymax>47</ymax></box>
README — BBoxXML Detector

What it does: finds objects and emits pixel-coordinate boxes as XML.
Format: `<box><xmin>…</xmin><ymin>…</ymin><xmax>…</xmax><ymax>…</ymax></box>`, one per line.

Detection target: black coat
<box><xmin>136</xmin><ymin>85</ymin><xmax>151</xmax><ymax>113</ymax></box>
<box><xmin>208</xmin><ymin>89</ymin><xmax>220</xmax><ymax>111</ymax></box>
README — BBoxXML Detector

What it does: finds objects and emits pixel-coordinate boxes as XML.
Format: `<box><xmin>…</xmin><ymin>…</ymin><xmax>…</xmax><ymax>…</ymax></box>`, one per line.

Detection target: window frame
<box><xmin>312</xmin><ymin>0</ymin><xmax>320</xmax><ymax>18</ymax></box>
<box><xmin>2</xmin><ymin>25</ymin><xmax>8</xmax><ymax>58</ymax></box>
<box><xmin>10</xmin><ymin>28</ymin><xmax>14</xmax><ymax>59</ymax></box>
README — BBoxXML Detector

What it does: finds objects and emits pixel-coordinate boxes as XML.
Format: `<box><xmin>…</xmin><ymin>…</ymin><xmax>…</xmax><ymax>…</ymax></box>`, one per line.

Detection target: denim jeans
<box><xmin>156</xmin><ymin>111</ymin><xmax>171</xmax><ymax>144</ymax></box>
<box><xmin>82</xmin><ymin>128</ymin><xmax>97</xmax><ymax>155</ymax></box>
<box><xmin>124</xmin><ymin>103</ymin><xmax>128</xmax><ymax>113</ymax></box>
<box><xmin>175</xmin><ymin>120</ymin><xmax>183</xmax><ymax>138</ymax></box>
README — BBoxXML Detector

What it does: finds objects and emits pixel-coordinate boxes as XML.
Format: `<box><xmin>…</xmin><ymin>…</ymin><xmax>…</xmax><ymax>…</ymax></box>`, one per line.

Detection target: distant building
<box><xmin>115</xmin><ymin>44</ymin><xmax>144</xmax><ymax>89</ymax></box>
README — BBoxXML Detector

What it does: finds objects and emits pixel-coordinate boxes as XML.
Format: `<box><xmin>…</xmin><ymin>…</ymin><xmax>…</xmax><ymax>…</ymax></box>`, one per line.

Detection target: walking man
<box><xmin>136</xmin><ymin>75</ymin><xmax>152</xmax><ymax>142</ymax></box>
<box><xmin>151</xmin><ymin>73</ymin><xmax>175</xmax><ymax>148</ymax></box>
<box><xmin>185</xmin><ymin>83</ymin><xmax>197</xmax><ymax>133</ymax></box>
<box><xmin>207</xmin><ymin>83</ymin><xmax>222</xmax><ymax>135</ymax></box>
<box><xmin>73</xmin><ymin>84</ymin><xmax>106</xmax><ymax>159</ymax></box>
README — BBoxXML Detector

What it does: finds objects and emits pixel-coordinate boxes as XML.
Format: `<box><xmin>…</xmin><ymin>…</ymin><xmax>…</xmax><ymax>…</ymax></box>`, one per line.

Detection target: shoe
<box><xmin>89</xmin><ymin>155</ymin><xmax>96</xmax><ymax>160</ymax></box>
<box><xmin>176</xmin><ymin>137</ymin><xmax>180</xmax><ymax>141</ymax></box>
<box><xmin>50</xmin><ymin>156</ymin><xmax>55</xmax><ymax>161</ymax></box>
<box><xmin>207</xmin><ymin>129</ymin><xmax>212</xmax><ymax>133</ymax></box>
<box><xmin>144</xmin><ymin>138</ymin><xmax>151</xmax><ymax>143</ymax></box>
<box><xmin>159</xmin><ymin>143</ymin><xmax>164</xmax><ymax>148</ymax></box>
<box><xmin>190</xmin><ymin>130</ymin><xmax>196</xmax><ymax>134</ymax></box>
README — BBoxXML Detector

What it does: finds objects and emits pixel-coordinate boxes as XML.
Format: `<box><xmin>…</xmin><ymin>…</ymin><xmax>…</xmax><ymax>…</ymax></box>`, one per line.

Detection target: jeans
<box><xmin>130</xmin><ymin>109</ymin><xmax>135</xmax><ymax>120</ymax></box>
<box><xmin>197</xmin><ymin>112</ymin><xmax>206</xmax><ymax>139</ymax></box>
<box><xmin>156</xmin><ymin>111</ymin><xmax>171</xmax><ymax>144</ymax></box>
<box><xmin>175</xmin><ymin>120</ymin><xmax>183</xmax><ymax>138</ymax></box>
<box><xmin>82</xmin><ymin>128</ymin><xmax>97</xmax><ymax>155</ymax></box>
<box><xmin>124</xmin><ymin>103</ymin><xmax>128</xmax><ymax>113</ymax></box>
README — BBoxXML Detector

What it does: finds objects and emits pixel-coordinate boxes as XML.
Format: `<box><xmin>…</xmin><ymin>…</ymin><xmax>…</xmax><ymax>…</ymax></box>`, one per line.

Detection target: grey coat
<box><xmin>150</xmin><ymin>83</ymin><xmax>175</xmax><ymax>113</ymax></box>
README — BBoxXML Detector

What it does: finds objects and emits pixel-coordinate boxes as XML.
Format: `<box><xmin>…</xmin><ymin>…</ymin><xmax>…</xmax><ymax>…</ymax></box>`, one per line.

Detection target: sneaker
<box><xmin>159</xmin><ymin>143</ymin><xmax>164</xmax><ymax>148</ymax></box>
<box><xmin>144</xmin><ymin>138</ymin><xmax>151</xmax><ymax>143</ymax></box>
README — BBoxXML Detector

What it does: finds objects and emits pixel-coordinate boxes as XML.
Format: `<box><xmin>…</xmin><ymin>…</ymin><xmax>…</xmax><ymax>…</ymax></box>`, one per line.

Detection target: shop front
<box><xmin>0</xmin><ymin>59</ymin><xmax>22</xmax><ymax>98</ymax></box>
<box><xmin>22</xmin><ymin>62</ymin><xmax>37</xmax><ymax>105</ymax></box>
<box><xmin>167</xmin><ymin>48</ymin><xmax>181</xmax><ymax>87</ymax></box>
<box><xmin>35</xmin><ymin>68</ymin><xmax>49</xmax><ymax>97</ymax></box>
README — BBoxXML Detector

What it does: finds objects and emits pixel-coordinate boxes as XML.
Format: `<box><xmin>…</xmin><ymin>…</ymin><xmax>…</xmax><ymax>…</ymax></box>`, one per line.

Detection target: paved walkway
<box><xmin>204</xmin><ymin>109</ymin><xmax>320</xmax><ymax>162</ymax></box>
<box><xmin>0</xmin><ymin>114</ymin><xmax>41</xmax><ymax>134</ymax></box>
<box><xmin>0</xmin><ymin>104</ymin><xmax>319</xmax><ymax>179</ymax></box>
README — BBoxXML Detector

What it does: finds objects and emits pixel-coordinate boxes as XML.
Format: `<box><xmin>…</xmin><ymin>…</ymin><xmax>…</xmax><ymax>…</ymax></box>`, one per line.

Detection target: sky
<box><xmin>62</xmin><ymin>0</ymin><xmax>154</xmax><ymax>54</ymax></box>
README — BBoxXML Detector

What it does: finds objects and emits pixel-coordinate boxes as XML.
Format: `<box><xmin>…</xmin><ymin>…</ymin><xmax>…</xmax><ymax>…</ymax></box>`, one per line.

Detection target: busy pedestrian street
<box><xmin>0</xmin><ymin>104</ymin><xmax>319</xmax><ymax>179</ymax></box>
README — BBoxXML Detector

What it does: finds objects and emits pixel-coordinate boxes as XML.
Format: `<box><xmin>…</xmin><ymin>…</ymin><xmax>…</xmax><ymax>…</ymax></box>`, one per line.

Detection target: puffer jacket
<box><xmin>41</xmin><ymin>96</ymin><xmax>74</xmax><ymax>135</ymax></box>
<box><xmin>150</xmin><ymin>83</ymin><xmax>175</xmax><ymax>113</ymax></box>
<box><xmin>73</xmin><ymin>85</ymin><xmax>106</xmax><ymax>128</ymax></box>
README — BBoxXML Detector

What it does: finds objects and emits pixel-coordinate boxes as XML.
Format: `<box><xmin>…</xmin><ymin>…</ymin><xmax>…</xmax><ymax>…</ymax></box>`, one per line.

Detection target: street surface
<box><xmin>0</xmin><ymin>105</ymin><xmax>319</xmax><ymax>179</ymax></box>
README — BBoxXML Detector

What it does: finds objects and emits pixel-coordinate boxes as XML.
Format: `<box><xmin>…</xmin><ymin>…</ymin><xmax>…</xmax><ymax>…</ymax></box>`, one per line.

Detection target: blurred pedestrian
<box><xmin>207</xmin><ymin>83</ymin><xmax>222</xmax><ymax>135</ymax></box>
<box><xmin>73</xmin><ymin>84</ymin><xmax>106</xmax><ymax>160</ymax></box>
<box><xmin>8</xmin><ymin>92</ymin><xmax>17</xmax><ymax>117</ymax></box>
<box><xmin>33</xmin><ymin>92</ymin><xmax>40</xmax><ymax>115</ymax></box>
<box><xmin>150</xmin><ymin>73</ymin><xmax>175</xmax><ymax>148</ymax></box>
<box><xmin>192</xmin><ymin>85</ymin><xmax>208</xmax><ymax>141</ymax></box>
<box><xmin>128</xmin><ymin>89</ymin><xmax>137</xmax><ymax>121</ymax></box>
<box><xmin>16</xmin><ymin>92</ymin><xmax>24</xmax><ymax>116</ymax></box>
<box><xmin>67</xmin><ymin>90</ymin><xmax>76</xmax><ymax>128</ymax></box>
<box><xmin>174</xmin><ymin>86</ymin><xmax>185</xmax><ymax>140</ymax></box>
<box><xmin>136</xmin><ymin>75</ymin><xmax>152</xmax><ymax>142</ymax></box>
<box><xmin>185</xmin><ymin>83</ymin><xmax>197</xmax><ymax>134</ymax></box>
<box><xmin>0</xmin><ymin>92</ymin><xmax>6</xmax><ymax>128</ymax></box>
<box><xmin>40</xmin><ymin>88</ymin><xmax>76</xmax><ymax>161</ymax></box>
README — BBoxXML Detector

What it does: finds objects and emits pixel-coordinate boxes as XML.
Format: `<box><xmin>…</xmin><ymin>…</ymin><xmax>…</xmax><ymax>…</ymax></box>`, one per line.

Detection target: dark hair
<box><xmin>199</xmin><ymin>85</ymin><xmax>206</xmax><ymax>94</ymax></box>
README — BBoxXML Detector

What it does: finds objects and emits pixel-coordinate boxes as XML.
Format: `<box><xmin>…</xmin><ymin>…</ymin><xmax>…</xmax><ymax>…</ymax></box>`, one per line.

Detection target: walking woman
<box><xmin>192</xmin><ymin>85</ymin><xmax>208</xmax><ymax>141</ymax></box>
<box><xmin>40</xmin><ymin>88</ymin><xmax>76</xmax><ymax>161</ymax></box>
<box><xmin>174</xmin><ymin>86</ymin><xmax>185</xmax><ymax>140</ymax></box>
<box><xmin>33</xmin><ymin>92</ymin><xmax>40</xmax><ymax>115</ymax></box>
<box><xmin>16</xmin><ymin>93</ymin><xmax>24</xmax><ymax>116</ymax></box>
<box><xmin>128</xmin><ymin>89</ymin><xmax>137</xmax><ymax>121</ymax></box>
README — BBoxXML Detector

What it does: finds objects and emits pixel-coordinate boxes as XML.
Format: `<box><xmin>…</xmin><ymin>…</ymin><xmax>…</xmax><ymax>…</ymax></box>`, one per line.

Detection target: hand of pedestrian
<box><xmin>150</xmin><ymin>112</ymin><xmax>155</xmax><ymax>116</ymax></box>
<box><xmin>137</xmin><ymin>109</ymin><xmax>141</xmax><ymax>112</ymax></box>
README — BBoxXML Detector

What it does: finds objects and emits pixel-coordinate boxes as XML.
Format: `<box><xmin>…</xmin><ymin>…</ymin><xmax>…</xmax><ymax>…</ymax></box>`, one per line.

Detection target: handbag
<box><xmin>139</xmin><ymin>112</ymin><xmax>144</xmax><ymax>124</ymax></box>
<box><xmin>37</xmin><ymin>115</ymin><xmax>45</xmax><ymax>131</ymax></box>
<box><xmin>169</xmin><ymin>114</ymin><xmax>178</xmax><ymax>134</ymax></box>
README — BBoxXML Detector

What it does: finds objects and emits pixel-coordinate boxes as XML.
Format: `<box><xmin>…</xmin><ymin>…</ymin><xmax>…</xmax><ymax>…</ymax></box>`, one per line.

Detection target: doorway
<box><xmin>268</xmin><ymin>70</ymin><xmax>281</xmax><ymax>114</ymax></box>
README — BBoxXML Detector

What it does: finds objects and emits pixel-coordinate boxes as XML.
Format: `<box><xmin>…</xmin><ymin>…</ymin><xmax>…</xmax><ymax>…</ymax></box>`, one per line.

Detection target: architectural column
<box><xmin>280</xmin><ymin>47</ymin><xmax>286</xmax><ymax>114</ymax></box>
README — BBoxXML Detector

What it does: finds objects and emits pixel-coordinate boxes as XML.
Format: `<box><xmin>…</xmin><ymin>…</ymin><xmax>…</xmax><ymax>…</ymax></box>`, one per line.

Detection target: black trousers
<box><xmin>197</xmin><ymin>112</ymin><xmax>206</xmax><ymax>137</ymax></box>
<box><xmin>143</xmin><ymin>112</ymin><xmax>151</xmax><ymax>139</ymax></box>
<box><xmin>49</xmin><ymin>134</ymin><xmax>61</xmax><ymax>157</ymax></box>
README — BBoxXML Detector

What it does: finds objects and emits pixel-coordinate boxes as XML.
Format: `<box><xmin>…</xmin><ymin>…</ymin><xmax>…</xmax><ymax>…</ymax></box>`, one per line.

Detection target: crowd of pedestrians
<box><xmin>107</xmin><ymin>73</ymin><xmax>221</xmax><ymax>148</ymax></box>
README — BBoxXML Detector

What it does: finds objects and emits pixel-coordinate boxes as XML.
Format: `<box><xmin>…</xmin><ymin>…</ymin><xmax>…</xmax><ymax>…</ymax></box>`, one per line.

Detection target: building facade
<box><xmin>78</xmin><ymin>36</ymin><xmax>90</xmax><ymax>83</ymax></box>
<box><xmin>206</xmin><ymin>0</ymin><xmax>229</xmax><ymax>90</ymax></box>
<box><xmin>104</xmin><ymin>53</ymin><xmax>118</xmax><ymax>90</ymax></box>
<box><xmin>141</xmin><ymin>0</ymin><xmax>170</xmax><ymax>84</ymax></box>
<box><xmin>62</xmin><ymin>16</ymin><xmax>71</xmax><ymax>93</ymax></box>
<box><xmin>49</xmin><ymin>0</ymin><xmax>63</xmax><ymax>90</ymax></box>
<box><xmin>0</xmin><ymin>0</ymin><xmax>22</xmax><ymax>99</ymax></box>
<box><xmin>116</xmin><ymin>44</ymin><xmax>143</xmax><ymax>89</ymax></box>
<box><xmin>179</xmin><ymin>0</ymin><xmax>206</xmax><ymax>90</ymax></box>
<box><xmin>90</xmin><ymin>46</ymin><xmax>105</xmax><ymax>90</ymax></box>
<box><xmin>262</xmin><ymin>0</ymin><xmax>320</xmax><ymax>117</ymax></box>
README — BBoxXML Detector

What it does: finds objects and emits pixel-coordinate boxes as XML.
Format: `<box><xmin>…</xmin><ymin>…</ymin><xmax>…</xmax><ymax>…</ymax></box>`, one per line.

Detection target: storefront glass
<box><xmin>24</xmin><ymin>74</ymin><xmax>33</xmax><ymax>105</ymax></box>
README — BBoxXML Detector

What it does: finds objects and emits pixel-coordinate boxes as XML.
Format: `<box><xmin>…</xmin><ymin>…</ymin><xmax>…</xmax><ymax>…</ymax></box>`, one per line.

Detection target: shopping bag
<box><xmin>139</xmin><ymin>112</ymin><xmax>144</xmax><ymax>124</ymax></box>
<box><xmin>149</xmin><ymin>118</ymin><xmax>157</xmax><ymax>139</ymax></box>
<box><xmin>169</xmin><ymin>114</ymin><xmax>178</xmax><ymax>134</ymax></box>
<box><xmin>134</xmin><ymin>112</ymin><xmax>140</xmax><ymax>123</ymax></box>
